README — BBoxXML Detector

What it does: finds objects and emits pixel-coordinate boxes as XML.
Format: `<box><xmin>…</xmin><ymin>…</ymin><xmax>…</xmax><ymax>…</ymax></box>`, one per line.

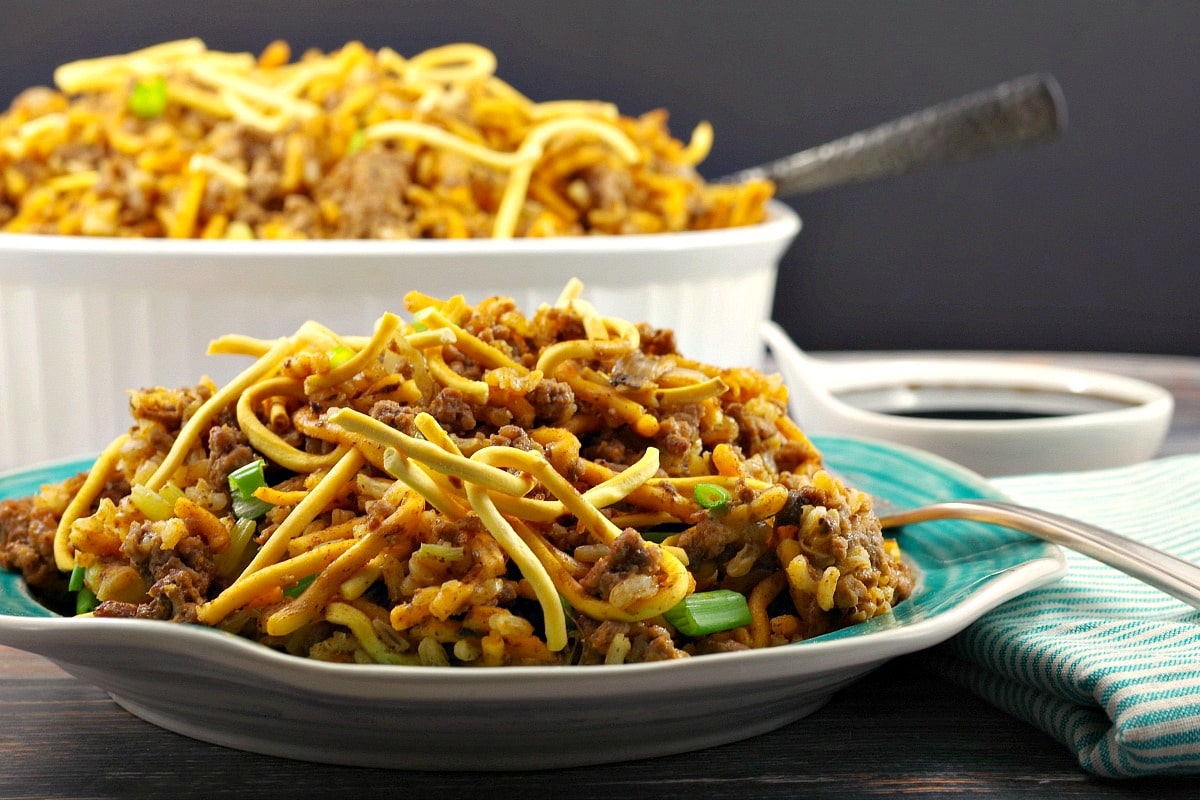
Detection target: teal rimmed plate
<box><xmin>0</xmin><ymin>437</ymin><xmax>1064</xmax><ymax>770</ymax></box>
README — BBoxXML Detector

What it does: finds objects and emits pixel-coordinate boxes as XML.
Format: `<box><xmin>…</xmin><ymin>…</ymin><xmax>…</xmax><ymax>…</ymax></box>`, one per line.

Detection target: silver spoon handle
<box><xmin>720</xmin><ymin>73</ymin><xmax>1066</xmax><ymax>197</ymax></box>
<box><xmin>878</xmin><ymin>499</ymin><xmax>1200</xmax><ymax>609</ymax></box>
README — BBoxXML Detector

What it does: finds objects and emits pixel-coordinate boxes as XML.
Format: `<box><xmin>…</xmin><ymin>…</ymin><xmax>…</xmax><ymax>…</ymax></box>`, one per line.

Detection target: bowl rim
<box><xmin>0</xmin><ymin>200</ymin><xmax>801</xmax><ymax>258</ymax></box>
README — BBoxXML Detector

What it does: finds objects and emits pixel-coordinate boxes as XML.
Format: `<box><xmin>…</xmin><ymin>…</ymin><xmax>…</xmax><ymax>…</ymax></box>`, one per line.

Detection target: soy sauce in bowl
<box><xmin>833</xmin><ymin>385</ymin><xmax>1137</xmax><ymax>422</ymax></box>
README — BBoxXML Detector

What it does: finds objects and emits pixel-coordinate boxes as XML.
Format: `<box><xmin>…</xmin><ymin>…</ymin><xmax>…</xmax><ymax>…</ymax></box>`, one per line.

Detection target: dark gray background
<box><xmin>3</xmin><ymin>1</ymin><xmax>1196</xmax><ymax>354</ymax></box>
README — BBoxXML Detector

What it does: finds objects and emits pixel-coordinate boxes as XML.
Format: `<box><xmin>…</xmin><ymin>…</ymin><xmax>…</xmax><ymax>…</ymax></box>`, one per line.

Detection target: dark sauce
<box><xmin>885</xmin><ymin>409</ymin><xmax>1068</xmax><ymax>421</ymax></box>
<box><xmin>834</xmin><ymin>386</ymin><xmax>1135</xmax><ymax>421</ymax></box>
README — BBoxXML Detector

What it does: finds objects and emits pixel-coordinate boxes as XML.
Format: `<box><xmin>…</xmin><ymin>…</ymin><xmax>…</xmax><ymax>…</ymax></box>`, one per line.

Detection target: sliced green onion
<box><xmin>214</xmin><ymin>517</ymin><xmax>257</xmax><ymax>576</ymax></box>
<box><xmin>411</xmin><ymin>306</ymin><xmax>435</xmax><ymax>332</ymax></box>
<box><xmin>232</xmin><ymin>493</ymin><xmax>273</xmax><ymax>521</ymax></box>
<box><xmin>76</xmin><ymin>586</ymin><xmax>99</xmax><ymax>615</ymax></box>
<box><xmin>228</xmin><ymin>459</ymin><xmax>274</xmax><ymax>520</ymax></box>
<box><xmin>283</xmin><ymin>574</ymin><xmax>316</xmax><ymax>598</ymax></box>
<box><xmin>68</xmin><ymin>564</ymin><xmax>86</xmax><ymax>592</ymax></box>
<box><xmin>346</xmin><ymin>128</ymin><xmax>366</xmax><ymax>154</ymax></box>
<box><xmin>129</xmin><ymin>76</ymin><xmax>168</xmax><ymax>119</ymax></box>
<box><xmin>663</xmin><ymin>589</ymin><xmax>752</xmax><ymax>637</ymax></box>
<box><xmin>693</xmin><ymin>482</ymin><xmax>732</xmax><ymax>511</ymax></box>
<box><xmin>328</xmin><ymin>345</ymin><xmax>355</xmax><ymax>369</ymax></box>
<box><xmin>416</xmin><ymin>542</ymin><xmax>464</xmax><ymax>562</ymax></box>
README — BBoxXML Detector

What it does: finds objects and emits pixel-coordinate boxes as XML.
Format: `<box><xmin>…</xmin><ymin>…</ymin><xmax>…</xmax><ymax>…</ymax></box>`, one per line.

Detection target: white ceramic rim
<box><xmin>811</xmin><ymin>356</ymin><xmax>1175</xmax><ymax>437</ymax></box>
<box><xmin>0</xmin><ymin>199</ymin><xmax>801</xmax><ymax>258</ymax></box>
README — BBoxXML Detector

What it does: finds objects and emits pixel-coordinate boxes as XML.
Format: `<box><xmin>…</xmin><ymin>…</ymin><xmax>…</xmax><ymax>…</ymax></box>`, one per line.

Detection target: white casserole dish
<box><xmin>0</xmin><ymin>201</ymin><xmax>799</xmax><ymax>470</ymax></box>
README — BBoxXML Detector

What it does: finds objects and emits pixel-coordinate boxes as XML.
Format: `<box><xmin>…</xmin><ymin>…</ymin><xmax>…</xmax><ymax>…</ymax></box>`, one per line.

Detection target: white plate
<box><xmin>0</xmin><ymin>436</ymin><xmax>1064</xmax><ymax>770</ymax></box>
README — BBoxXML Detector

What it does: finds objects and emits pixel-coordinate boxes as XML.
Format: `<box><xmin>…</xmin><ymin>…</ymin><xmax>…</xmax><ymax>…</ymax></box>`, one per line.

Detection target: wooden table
<box><xmin>2</xmin><ymin>353</ymin><xmax>1198</xmax><ymax>799</ymax></box>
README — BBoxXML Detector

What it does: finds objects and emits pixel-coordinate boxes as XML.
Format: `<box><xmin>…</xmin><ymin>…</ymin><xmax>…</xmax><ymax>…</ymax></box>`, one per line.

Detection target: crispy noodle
<box><xmin>0</xmin><ymin>39</ymin><xmax>773</xmax><ymax>239</ymax></box>
<box><xmin>0</xmin><ymin>282</ymin><xmax>913</xmax><ymax>666</ymax></box>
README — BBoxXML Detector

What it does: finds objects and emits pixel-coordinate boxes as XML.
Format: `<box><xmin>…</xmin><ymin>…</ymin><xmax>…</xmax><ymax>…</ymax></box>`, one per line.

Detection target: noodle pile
<box><xmin>0</xmin><ymin>39</ymin><xmax>773</xmax><ymax>239</ymax></box>
<box><xmin>0</xmin><ymin>282</ymin><xmax>912</xmax><ymax>666</ymax></box>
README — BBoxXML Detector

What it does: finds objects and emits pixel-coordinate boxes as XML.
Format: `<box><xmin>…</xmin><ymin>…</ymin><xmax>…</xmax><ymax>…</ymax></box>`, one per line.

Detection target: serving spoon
<box><xmin>876</xmin><ymin>499</ymin><xmax>1200</xmax><ymax>610</ymax></box>
<box><xmin>719</xmin><ymin>73</ymin><xmax>1065</xmax><ymax>195</ymax></box>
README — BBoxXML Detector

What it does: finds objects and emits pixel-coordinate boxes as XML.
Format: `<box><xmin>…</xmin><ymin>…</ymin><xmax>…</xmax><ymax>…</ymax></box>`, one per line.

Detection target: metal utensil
<box><xmin>719</xmin><ymin>73</ymin><xmax>1066</xmax><ymax>196</ymax></box>
<box><xmin>877</xmin><ymin>499</ymin><xmax>1200</xmax><ymax>609</ymax></box>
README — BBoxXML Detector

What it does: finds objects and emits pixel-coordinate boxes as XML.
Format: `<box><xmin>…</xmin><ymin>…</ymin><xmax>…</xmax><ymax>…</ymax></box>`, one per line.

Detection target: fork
<box><xmin>876</xmin><ymin>499</ymin><xmax>1200</xmax><ymax>609</ymax></box>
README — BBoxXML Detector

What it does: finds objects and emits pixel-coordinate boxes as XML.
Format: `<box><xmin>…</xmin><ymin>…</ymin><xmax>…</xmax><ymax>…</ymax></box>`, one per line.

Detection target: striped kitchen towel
<box><xmin>920</xmin><ymin>453</ymin><xmax>1200</xmax><ymax>777</ymax></box>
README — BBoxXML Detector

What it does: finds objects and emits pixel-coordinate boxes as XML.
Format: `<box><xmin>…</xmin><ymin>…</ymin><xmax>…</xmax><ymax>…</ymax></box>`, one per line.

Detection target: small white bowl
<box><xmin>0</xmin><ymin>202</ymin><xmax>799</xmax><ymax>471</ymax></box>
<box><xmin>762</xmin><ymin>321</ymin><xmax>1174</xmax><ymax>476</ymax></box>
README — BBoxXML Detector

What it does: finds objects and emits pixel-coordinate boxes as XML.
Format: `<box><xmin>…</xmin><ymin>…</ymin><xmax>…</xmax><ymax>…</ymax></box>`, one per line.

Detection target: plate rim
<box><xmin>0</xmin><ymin>434</ymin><xmax>1066</xmax><ymax>695</ymax></box>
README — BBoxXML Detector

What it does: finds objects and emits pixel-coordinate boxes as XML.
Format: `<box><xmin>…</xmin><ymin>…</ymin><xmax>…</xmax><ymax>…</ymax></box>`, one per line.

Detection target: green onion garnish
<box><xmin>228</xmin><ymin>459</ymin><xmax>274</xmax><ymax>520</ymax></box>
<box><xmin>411</xmin><ymin>307</ymin><xmax>435</xmax><ymax>333</ymax></box>
<box><xmin>328</xmin><ymin>345</ymin><xmax>355</xmax><ymax>369</ymax></box>
<box><xmin>662</xmin><ymin>589</ymin><xmax>752</xmax><ymax>637</ymax></box>
<box><xmin>76</xmin><ymin>586</ymin><xmax>99</xmax><ymax>615</ymax></box>
<box><xmin>693</xmin><ymin>482</ymin><xmax>732</xmax><ymax>511</ymax></box>
<box><xmin>69</xmin><ymin>564</ymin><xmax>97</xmax><ymax>614</ymax></box>
<box><xmin>346</xmin><ymin>128</ymin><xmax>366</xmax><ymax>154</ymax></box>
<box><xmin>283</xmin><ymin>574</ymin><xmax>316</xmax><ymax>598</ymax></box>
<box><xmin>214</xmin><ymin>517</ymin><xmax>258</xmax><ymax>576</ymax></box>
<box><xmin>129</xmin><ymin>76</ymin><xmax>168</xmax><ymax>119</ymax></box>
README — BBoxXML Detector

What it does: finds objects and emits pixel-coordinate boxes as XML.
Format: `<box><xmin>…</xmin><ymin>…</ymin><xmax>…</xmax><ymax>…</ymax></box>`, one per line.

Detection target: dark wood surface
<box><xmin>2</xmin><ymin>352</ymin><xmax>1198</xmax><ymax>799</ymax></box>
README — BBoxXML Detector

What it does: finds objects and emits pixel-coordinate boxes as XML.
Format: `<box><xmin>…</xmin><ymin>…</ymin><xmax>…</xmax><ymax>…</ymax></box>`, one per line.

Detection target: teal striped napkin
<box><xmin>920</xmin><ymin>453</ymin><xmax>1200</xmax><ymax>778</ymax></box>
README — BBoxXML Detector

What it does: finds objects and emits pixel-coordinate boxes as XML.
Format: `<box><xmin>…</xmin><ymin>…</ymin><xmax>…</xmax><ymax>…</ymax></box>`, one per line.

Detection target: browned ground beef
<box><xmin>0</xmin><ymin>496</ymin><xmax>63</xmax><ymax>589</ymax></box>
<box><xmin>579</xmin><ymin>529</ymin><xmax>660</xmax><ymax>600</ymax></box>
<box><xmin>206</xmin><ymin>424</ymin><xmax>255</xmax><ymax>490</ymax></box>
<box><xmin>94</xmin><ymin>524</ymin><xmax>219</xmax><ymax>623</ymax></box>
<box><xmin>315</xmin><ymin>149</ymin><xmax>415</xmax><ymax>238</ymax></box>
<box><xmin>529</xmin><ymin>379</ymin><xmax>577</xmax><ymax>425</ymax></box>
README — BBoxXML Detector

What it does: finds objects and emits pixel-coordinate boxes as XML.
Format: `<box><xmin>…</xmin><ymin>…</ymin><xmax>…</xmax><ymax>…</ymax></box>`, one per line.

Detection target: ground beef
<box><xmin>689</xmin><ymin>633</ymin><xmax>753</xmax><ymax>655</ymax></box>
<box><xmin>488</xmin><ymin>424</ymin><xmax>537</xmax><ymax>451</ymax></box>
<box><xmin>206</xmin><ymin>423</ymin><xmax>255</xmax><ymax>489</ymax></box>
<box><xmin>579</xmin><ymin>163</ymin><xmax>632</xmax><ymax>215</ymax></box>
<box><xmin>97</xmin><ymin>161</ymin><xmax>154</xmax><ymax>225</ymax></box>
<box><xmin>529</xmin><ymin>379</ymin><xmax>576</xmax><ymax>425</ymax></box>
<box><xmin>369</xmin><ymin>400</ymin><xmax>419</xmax><ymax>434</ymax></box>
<box><xmin>281</xmin><ymin>193</ymin><xmax>320</xmax><ymax>234</ymax></box>
<box><xmin>726</xmin><ymin>402</ymin><xmax>778</xmax><ymax>455</ymax></box>
<box><xmin>576</xmin><ymin>618</ymin><xmax>685</xmax><ymax>663</ymax></box>
<box><xmin>315</xmin><ymin>149</ymin><xmax>414</xmax><ymax>238</ymax></box>
<box><xmin>0</xmin><ymin>495</ymin><xmax>62</xmax><ymax>589</ymax></box>
<box><xmin>128</xmin><ymin>384</ymin><xmax>214</xmax><ymax>433</ymax></box>
<box><xmin>774</xmin><ymin>440</ymin><xmax>818</xmax><ymax>475</ymax></box>
<box><xmin>655</xmin><ymin>411</ymin><xmax>702</xmax><ymax>456</ymax></box>
<box><xmin>542</xmin><ymin>522</ymin><xmax>590</xmax><ymax>555</ymax></box>
<box><xmin>579</xmin><ymin>529</ymin><xmax>657</xmax><ymax>600</ymax></box>
<box><xmin>244</xmin><ymin>152</ymin><xmax>283</xmax><ymax>209</ymax></box>
<box><xmin>94</xmin><ymin>523</ymin><xmax>218</xmax><ymax>623</ymax></box>
<box><xmin>673</xmin><ymin>497</ymin><xmax>761</xmax><ymax>567</ymax></box>
<box><xmin>429</xmin><ymin>387</ymin><xmax>477</xmax><ymax>432</ymax></box>
<box><xmin>583</xmin><ymin>435</ymin><xmax>632</xmax><ymax>466</ymax></box>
